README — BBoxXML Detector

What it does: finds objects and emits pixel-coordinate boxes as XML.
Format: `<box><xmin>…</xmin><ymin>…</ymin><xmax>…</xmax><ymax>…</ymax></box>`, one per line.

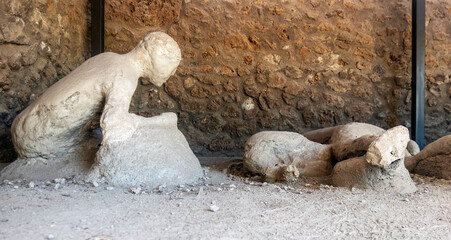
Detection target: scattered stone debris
<box><xmin>209</xmin><ymin>204</ymin><xmax>220</xmax><ymax>212</ymax></box>
<box><xmin>130</xmin><ymin>187</ymin><xmax>142</xmax><ymax>195</ymax></box>
<box><xmin>54</xmin><ymin>178</ymin><xmax>66</xmax><ymax>184</ymax></box>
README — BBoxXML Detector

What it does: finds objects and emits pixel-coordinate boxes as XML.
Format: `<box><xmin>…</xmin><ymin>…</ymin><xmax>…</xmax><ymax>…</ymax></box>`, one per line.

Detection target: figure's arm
<box><xmin>100</xmin><ymin>78</ymin><xmax>138</xmax><ymax>142</ymax></box>
<box><xmin>302</xmin><ymin>126</ymin><xmax>338</xmax><ymax>144</ymax></box>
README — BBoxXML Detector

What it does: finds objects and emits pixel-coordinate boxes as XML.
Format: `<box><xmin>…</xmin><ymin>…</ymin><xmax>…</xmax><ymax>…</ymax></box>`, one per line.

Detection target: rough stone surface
<box><xmin>332</xmin><ymin>157</ymin><xmax>417</xmax><ymax>194</ymax></box>
<box><xmin>405</xmin><ymin>135</ymin><xmax>451</xmax><ymax>179</ymax></box>
<box><xmin>0</xmin><ymin>0</ymin><xmax>90</xmax><ymax>162</ymax></box>
<box><xmin>1</xmin><ymin>0</ymin><xmax>451</xmax><ymax>161</ymax></box>
<box><xmin>243</xmin><ymin>131</ymin><xmax>333</xmax><ymax>181</ymax></box>
<box><xmin>366</xmin><ymin>126</ymin><xmax>410</xmax><ymax>168</ymax></box>
<box><xmin>87</xmin><ymin>113</ymin><xmax>203</xmax><ymax>187</ymax></box>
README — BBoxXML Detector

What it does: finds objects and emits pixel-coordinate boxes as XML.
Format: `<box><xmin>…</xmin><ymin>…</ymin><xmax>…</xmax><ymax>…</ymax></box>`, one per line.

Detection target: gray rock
<box><xmin>406</xmin><ymin>135</ymin><xmax>451</xmax><ymax>179</ymax></box>
<box><xmin>86</xmin><ymin>113</ymin><xmax>203</xmax><ymax>187</ymax></box>
<box><xmin>243</xmin><ymin>131</ymin><xmax>333</xmax><ymax>181</ymax></box>
<box><xmin>406</xmin><ymin>140</ymin><xmax>420</xmax><ymax>156</ymax></box>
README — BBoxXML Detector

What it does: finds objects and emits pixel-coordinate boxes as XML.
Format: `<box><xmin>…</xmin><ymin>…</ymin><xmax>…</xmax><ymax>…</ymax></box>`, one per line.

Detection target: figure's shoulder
<box><xmin>87</xmin><ymin>52</ymin><xmax>123</xmax><ymax>62</ymax></box>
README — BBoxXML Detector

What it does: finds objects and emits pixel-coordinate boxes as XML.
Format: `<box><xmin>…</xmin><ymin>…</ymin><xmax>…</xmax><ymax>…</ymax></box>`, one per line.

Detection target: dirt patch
<box><xmin>0</xmin><ymin>159</ymin><xmax>450</xmax><ymax>239</ymax></box>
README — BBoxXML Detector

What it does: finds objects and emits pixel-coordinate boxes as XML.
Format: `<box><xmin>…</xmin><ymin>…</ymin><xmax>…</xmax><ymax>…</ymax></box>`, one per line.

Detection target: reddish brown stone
<box><xmin>302</xmin><ymin>108</ymin><xmax>316</xmax><ymax>125</ymax></box>
<box><xmin>298</xmin><ymin>47</ymin><xmax>311</xmax><ymax>62</ymax></box>
<box><xmin>324</xmin><ymin>93</ymin><xmax>344</xmax><ymax>107</ymax></box>
<box><xmin>244</xmin><ymin>84</ymin><xmax>262</xmax><ymax>98</ymax></box>
<box><xmin>248</xmin><ymin>35</ymin><xmax>262</xmax><ymax>52</ymax></box>
<box><xmin>191</xmin><ymin>85</ymin><xmax>222</xmax><ymax>98</ymax></box>
<box><xmin>353</xmin><ymin>47</ymin><xmax>375</xmax><ymax>60</ymax></box>
<box><xmin>225</xmin><ymin>33</ymin><xmax>248</xmax><ymax>50</ymax></box>
<box><xmin>243</xmin><ymin>56</ymin><xmax>253</xmax><ymax>65</ymax></box>
<box><xmin>283</xmin><ymin>80</ymin><xmax>302</xmax><ymax>95</ymax></box>
<box><xmin>326</xmin><ymin>78</ymin><xmax>351</xmax><ymax>93</ymax></box>
<box><xmin>258</xmin><ymin>89</ymin><xmax>281</xmax><ymax>110</ymax></box>
<box><xmin>193</xmin><ymin>114</ymin><xmax>226</xmax><ymax>134</ymax></box>
<box><xmin>224</xmin><ymin>79</ymin><xmax>239</xmax><ymax>92</ymax></box>
<box><xmin>317</xmin><ymin>22</ymin><xmax>334</xmax><ymax>32</ymax></box>
<box><xmin>269</xmin><ymin>5</ymin><xmax>285</xmax><ymax>15</ymax></box>
<box><xmin>267</xmin><ymin>72</ymin><xmax>287</xmax><ymax>89</ymax></box>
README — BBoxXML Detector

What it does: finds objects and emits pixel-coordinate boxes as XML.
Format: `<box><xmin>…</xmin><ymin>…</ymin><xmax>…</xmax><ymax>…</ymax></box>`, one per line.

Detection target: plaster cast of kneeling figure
<box><xmin>2</xmin><ymin>32</ymin><xmax>183</xmax><ymax>180</ymax></box>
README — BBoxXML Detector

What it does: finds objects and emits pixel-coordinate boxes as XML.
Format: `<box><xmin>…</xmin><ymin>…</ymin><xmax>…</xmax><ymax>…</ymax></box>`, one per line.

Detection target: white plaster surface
<box><xmin>1</xmin><ymin>32</ymin><xmax>203</xmax><ymax>186</ymax></box>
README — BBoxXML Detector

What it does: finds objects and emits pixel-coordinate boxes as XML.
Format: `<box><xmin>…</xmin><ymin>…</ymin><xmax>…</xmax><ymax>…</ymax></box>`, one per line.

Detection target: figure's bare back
<box><xmin>12</xmin><ymin>53</ymin><xmax>139</xmax><ymax>158</ymax></box>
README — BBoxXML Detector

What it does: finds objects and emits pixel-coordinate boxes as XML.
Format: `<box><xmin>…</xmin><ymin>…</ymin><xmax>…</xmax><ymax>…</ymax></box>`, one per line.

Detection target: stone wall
<box><xmin>0</xmin><ymin>0</ymin><xmax>450</xmax><ymax>161</ymax></box>
<box><xmin>0</xmin><ymin>0</ymin><xmax>90</xmax><ymax>162</ymax></box>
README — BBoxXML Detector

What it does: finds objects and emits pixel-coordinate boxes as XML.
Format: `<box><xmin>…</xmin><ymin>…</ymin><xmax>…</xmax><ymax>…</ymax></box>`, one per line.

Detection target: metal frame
<box><xmin>412</xmin><ymin>0</ymin><xmax>425</xmax><ymax>149</ymax></box>
<box><xmin>91</xmin><ymin>0</ymin><xmax>104</xmax><ymax>56</ymax></box>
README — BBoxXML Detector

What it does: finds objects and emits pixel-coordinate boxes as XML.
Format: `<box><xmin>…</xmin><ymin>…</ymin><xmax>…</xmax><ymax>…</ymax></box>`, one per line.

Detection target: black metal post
<box><xmin>91</xmin><ymin>0</ymin><xmax>104</xmax><ymax>56</ymax></box>
<box><xmin>412</xmin><ymin>0</ymin><xmax>425</xmax><ymax>149</ymax></box>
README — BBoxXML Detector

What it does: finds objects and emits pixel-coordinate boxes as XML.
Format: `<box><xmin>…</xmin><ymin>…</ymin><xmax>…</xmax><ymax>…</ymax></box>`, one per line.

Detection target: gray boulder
<box><xmin>406</xmin><ymin>135</ymin><xmax>451</xmax><ymax>180</ymax></box>
<box><xmin>87</xmin><ymin>113</ymin><xmax>203</xmax><ymax>187</ymax></box>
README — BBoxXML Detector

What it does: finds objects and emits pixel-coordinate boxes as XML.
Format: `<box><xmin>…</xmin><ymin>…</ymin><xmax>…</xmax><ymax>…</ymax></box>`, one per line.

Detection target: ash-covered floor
<box><xmin>0</xmin><ymin>158</ymin><xmax>450</xmax><ymax>240</ymax></box>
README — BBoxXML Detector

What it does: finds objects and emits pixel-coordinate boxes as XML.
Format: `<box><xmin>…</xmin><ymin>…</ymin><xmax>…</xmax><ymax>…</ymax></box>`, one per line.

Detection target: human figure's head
<box><xmin>132</xmin><ymin>32</ymin><xmax>182</xmax><ymax>86</ymax></box>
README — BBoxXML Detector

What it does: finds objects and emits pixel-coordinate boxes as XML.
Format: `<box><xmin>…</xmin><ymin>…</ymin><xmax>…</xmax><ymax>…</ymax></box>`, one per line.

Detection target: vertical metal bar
<box><xmin>412</xmin><ymin>0</ymin><xmax>425</xmax><ymax>149</ymax></box>
<box><xmin>91</xmin><ymin>0</ymin><xmax>104</xmax><ymax>56</ymax></box>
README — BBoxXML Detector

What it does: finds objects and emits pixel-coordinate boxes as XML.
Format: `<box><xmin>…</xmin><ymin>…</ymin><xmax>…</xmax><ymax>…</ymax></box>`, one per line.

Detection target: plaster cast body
<box><xmin>303</xmin><ymin>122</ymin><xmax>419</xmax><ymax>161</ymax></box>
<box><xmin>244</xmin><ymin>124</ymin><xmax>417</xmax><ymax>193</ymax></box>
<box><xmin>243</xmin><ymin>131</ymin><xmax>333</xmax><ymax>181</ymax></box>
<box><xmin>331</xmin><ymin>126</ymin><xmax>417</xmax><ymax>194</ymax></box>
<box><xmin>2</xmin><ymin>32</ymin><xmax>203</xmax><ymax>186</ymax></box>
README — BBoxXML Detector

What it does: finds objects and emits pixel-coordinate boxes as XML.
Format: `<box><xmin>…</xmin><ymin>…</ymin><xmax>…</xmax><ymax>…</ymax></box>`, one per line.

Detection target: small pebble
<box><xmin>92</xmin><ymin>181</ymin><xmax>99</xmax><ymax>187</ymax></box>
<box><xmin>28</xmin><ymin>182</ymin><xmax>35</xmax><ymax>188</ymax></box>
<box><xmin>13</xmin><ymin>185</ymin><xmax>18</xmax><ymax>189</ymax></box>
<box><xmin>54</xmin><ymin>184</ymin><xmax>60</xmax><ymax>190</ymax></box>
<box><xmin>106</xmin><ymin>186</ymin><xmax>114</xmax><ymax>191</ymax></box>
<box><xmin>130</xmin><ymin>187</ymin><xmax>142</xmax><ymax>194</ymax></box>
<box><xmin>209</xmin><ymin>204</ymin><xmax>219</xmax><ymax>212</ymax></box>
<box><xmin>47</xmin><ymin>234</ymin><xmax>55</xmax><ymax>240</ymax></box>
<box><xmin>54</xmin><ymin>178</ymin><xmax>66</xmax><ymax>184</ymax></box>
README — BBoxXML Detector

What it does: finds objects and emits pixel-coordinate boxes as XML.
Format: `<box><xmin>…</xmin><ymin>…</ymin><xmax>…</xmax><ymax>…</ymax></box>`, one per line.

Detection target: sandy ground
<box><xmin>0</xmin><ymin>158</ymin><xmax>450</xmax><ymax>240</ymax></box>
